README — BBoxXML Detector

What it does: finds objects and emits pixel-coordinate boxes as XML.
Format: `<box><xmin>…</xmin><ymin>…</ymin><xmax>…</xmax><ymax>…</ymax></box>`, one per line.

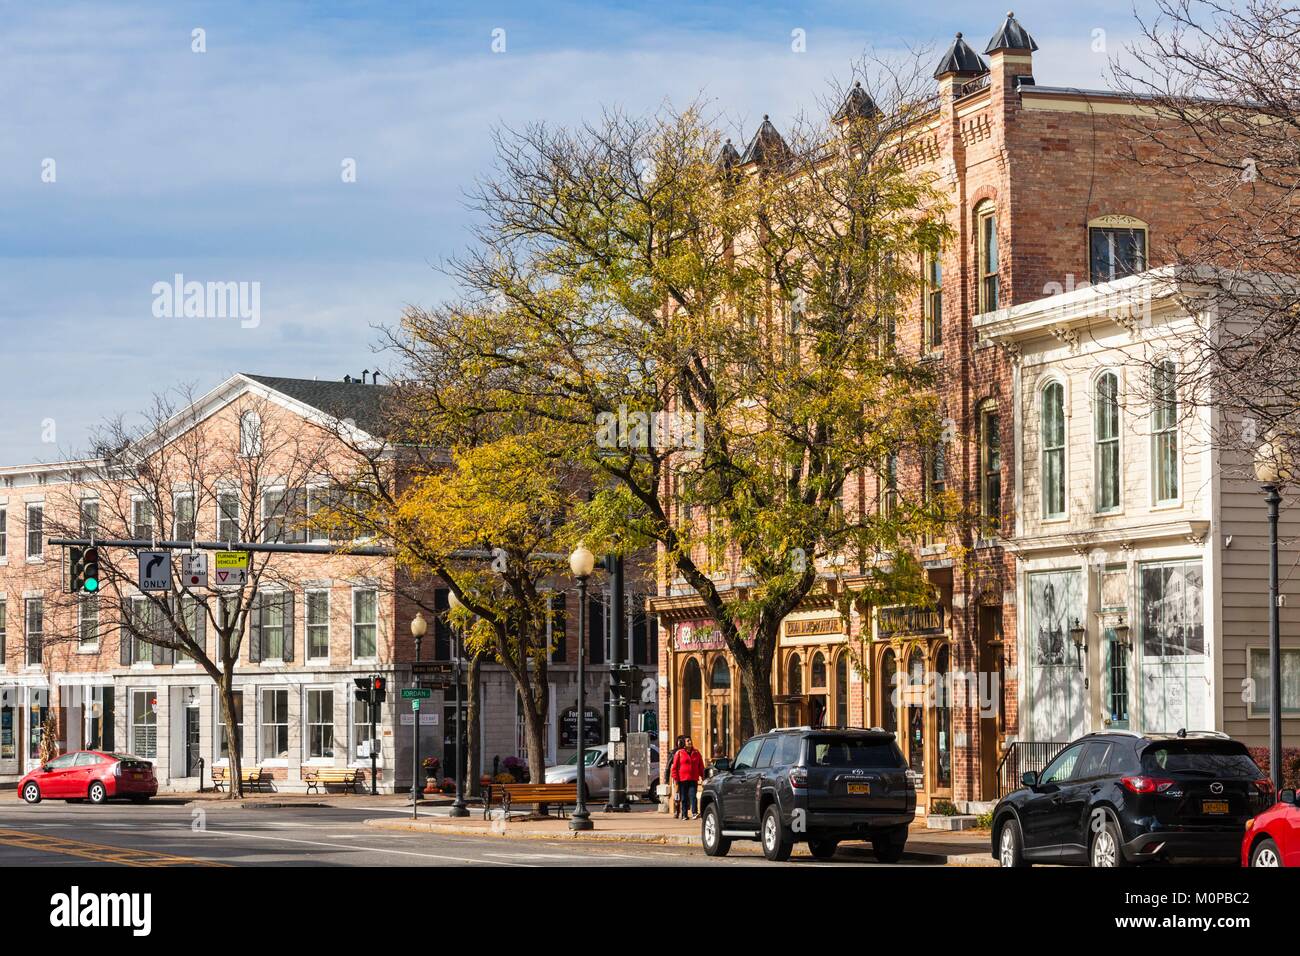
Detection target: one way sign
<box><xmin>138</xmin><ymin>551</ymin><xmax>172</xmax><ymax>592</ymax></box>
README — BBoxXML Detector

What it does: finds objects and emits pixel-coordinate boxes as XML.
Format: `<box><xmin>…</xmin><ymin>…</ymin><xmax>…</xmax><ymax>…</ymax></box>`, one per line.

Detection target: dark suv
<box><xmin>700</xmin><ymin>727</ymin><xmax>917</xmax><ymax>862</ymax></box>
<box><xmin>992</xmin><ymin>731</ymin><xmax>1273</xmax><ymax>867</ymax></box>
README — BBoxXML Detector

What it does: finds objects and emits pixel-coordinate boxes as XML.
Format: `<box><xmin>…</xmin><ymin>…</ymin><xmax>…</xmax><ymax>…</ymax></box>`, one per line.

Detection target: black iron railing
<box><xmin>996</xmin><ymin>741</ymin><xmax>1067</xmax><ymax>797</ymax></box>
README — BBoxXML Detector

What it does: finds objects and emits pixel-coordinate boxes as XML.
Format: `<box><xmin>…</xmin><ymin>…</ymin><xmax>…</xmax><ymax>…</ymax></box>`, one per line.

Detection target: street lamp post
<box><xmin>570</xmin><ymin>544</ymin><xmax>596</xmax><ymax>831</ymax></box>
<box><xmin>1255</xmin><ymin>436</ymin><xmax>1291</xmax><ymax>793</ymax></box>
<box><xmin>409</xmin><ymin>611</ymin><xmax>427</xmax><ymax>818</ymax></box>
<box><xmin>446</xmin><ymin>592</ymin><xmax>470</xmax><ymax>818</ymax></box>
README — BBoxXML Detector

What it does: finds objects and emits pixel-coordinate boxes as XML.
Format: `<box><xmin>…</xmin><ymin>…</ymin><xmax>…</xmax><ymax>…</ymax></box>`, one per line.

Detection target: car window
<box><xmin>74</xmin><ymin>753</ymin><xmax>102</xmax><ymax>767</ymax></box>
<box><xmin>777</xmin><ymin>735</ymin><xmax>802</xmax><ymax>767</ymax></box>
<box><xmin>1040</xmin><ymin>744</ymin><xmax>1084</xmax><ymax>785</ymax></box>
<box><xmin>755</xmin><ymin>737</ymin><xmax>778</xmax><ymax>769</ymax></box>
<box><xmin>733</xmin><ymin>738</ymin><xmax>762</xmax><ymax>771</ymax></box>
<box><xmin>1107</xmin><ymin>744</ymin><xmax>1142</xmax><ymax>776</ymax></box>
<box><xmin>1142</xmin><ymin>741</ymin><xmax>1262</xmax><ymax>778</ymax></box>
<box><xmin>807</xmin><ymin>735</ymin><xmax>906</xmax><ymax>768</ymax></box>
<box><xmin>45</xmin><ymin>755</ymin><xmax>78</xmax><ymax>770</ymax></box>
<box><xmin>1074</xmin><ymin>742</ymin><xmax>1111</xmax><ymax>780</ymax></box>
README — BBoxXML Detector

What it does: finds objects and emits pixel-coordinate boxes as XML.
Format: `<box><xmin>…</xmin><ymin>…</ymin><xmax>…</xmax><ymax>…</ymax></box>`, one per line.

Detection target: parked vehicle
<box><xmin>991</xmin><ymin>731</ymin><xmax>1272</xmax><ymax>867</ymax></box>
<box><xmin>18</xmin><ymin>751</ymin><xmax>158</xmax><ymax>805</ymax></box>
<box><xmin>699</xmin><ymin>727</ymin><xmax>916</xmax><ymax>862</ymax></box>
<box><xmin>1242</xmin><ymin>788</ymin><xmax>1300</xmax><ymax>867</ymax></box>
<box><xmin>543</xmin><ymin>744</ymin><xmax>660</xmax><ymax>801</ymax></box>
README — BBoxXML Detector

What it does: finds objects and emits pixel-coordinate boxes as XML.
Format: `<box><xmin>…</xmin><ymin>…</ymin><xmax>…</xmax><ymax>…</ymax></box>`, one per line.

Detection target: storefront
<box><xmin>870</xmin><ymin>604</ymin><xmax>953</xmax><ymax>808</ymax></box>
<box><xmin>672</xmin><ymin>619</ymin><xmax>750</xmax><ymax>764</ymax></box>
<box><xmin>776</xmin><ymin>613</ymin><xmax>857</xmax><ymax>729</ymax></box>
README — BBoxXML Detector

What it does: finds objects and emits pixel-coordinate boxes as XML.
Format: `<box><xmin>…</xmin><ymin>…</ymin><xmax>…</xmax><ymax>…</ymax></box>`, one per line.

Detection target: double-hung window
<box><xmin>78</xmin><ymin>595</ymin><xmax>99</xmax><ymax>651</ymax></box>
<box><xmin>1089</xmin><ymin>222</ymin><xmax>1147</xmax><ymax>283</ymax></box>
<box><xmin>976</xmin><ymin>202</ymin><xmax>999</xmax><ymax>313</ymax></box>
<box><xmin>132</xmin><ymin>499</ymin><xmax>154</xmax><ymax>541</ymax></box>
<box><xmin>924</xmin><ymin>250</ymin><xmax>943</xmax><ymax>349</ymax></box>
<box><xmin>1152</xmin><ymin>360</ymin><xmax>1179</xmax><ymax>503</ymax></box>
<box><xmin>1095</xmin><ymin>372</ymin><xmax>1121</xmax><ymax>512</ymax></box>
<box><xmin>306</xmin><ymin>590</ymin><xmax>330</xmax><ymax>661</ymax></box>
<box><xmin>26</xmin><ymin>504</ymin><xmax>43</xmax><ymax>559</ymax></box>
<box><xmin>353</xmin><ymin>588</ymin><xmax>378</xmax><ymax>660</ymax></box>
<box><xmin>79</xmin><ymin>499</ymin><xmax>98</xmax><ymax>539</ymax></box>
<box><xmin>0</xmin><ymin>507</ymin><xmax>7</xmax><ymax>558</ymax></box>
<box><xmin>1042</xmin><ymin>382</ymin><xmax>1067</xmax><ymax>518</ymax></box>
<box><xmin>260</xmin><ymin>688</ymin><xmax>289</xmax><ymax>760</ymax></box>
<box><xmin>979</xmin><ymin>402</ymin><xmax>1001</xmax><ymax>529</ymax></box>
<box><xmin>217</xmin><ymin>491</ymin><xmax>240</xmax><ymax>543</ymax></box>
<box><xmin>306</xmin><ymin>689</ymin><xmax>335</xmax><ymax>759</ymax></box>
<box><xmin>25</xmin><ymin>597</ymin><xmax>43</xmax><ymax>666</ymax></box>
<box><xmin>174</xmin><ymin>493</ymin><xmax>196</xmax><ymax>541</ymax></box>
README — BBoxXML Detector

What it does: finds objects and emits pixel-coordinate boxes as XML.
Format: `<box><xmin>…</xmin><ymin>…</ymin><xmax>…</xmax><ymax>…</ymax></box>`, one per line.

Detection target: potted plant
<box><xmin>421</xmin><ymin>756</ymin><xmax>441</xmax><ymax>794</ymax></box>
<box><xmin>502</xmin><ymin>756</ymin><xmax>528</xmax><ymax>783</ymax></box>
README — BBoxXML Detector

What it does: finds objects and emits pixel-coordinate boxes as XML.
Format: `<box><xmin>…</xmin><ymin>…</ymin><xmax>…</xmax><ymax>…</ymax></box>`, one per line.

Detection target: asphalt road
<box><xmin>0</xmin><ymin>801</ymin><xmax>941</xmax><ymax>868</ymax></box>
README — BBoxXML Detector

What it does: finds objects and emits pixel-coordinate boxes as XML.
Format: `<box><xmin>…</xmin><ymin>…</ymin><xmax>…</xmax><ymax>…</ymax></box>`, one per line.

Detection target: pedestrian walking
<box><xmin>670</xmin><ymin>736</ymin><xmax>705</xmax><ymax>820</ymax></box>
<box><xmin>665</xmin><ymin>735</ymin><xmax>685</xmax><ymax>818</ymax></box>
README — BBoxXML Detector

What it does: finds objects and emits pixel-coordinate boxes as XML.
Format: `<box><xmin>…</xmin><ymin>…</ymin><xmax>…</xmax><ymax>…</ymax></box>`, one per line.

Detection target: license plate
<box><xmin>846</xmin><ymin>782</ymin><xmax>871</xmax><ymax>795</ymax></box>
<box><xmin>1201</xmin><ymin>800</ymin><xmax>1229</xmax><ymax>815</ymax></box>
<box><xmin>130</xmin><ymin>772</ymin><xmax>143</xmax><ymax>779</ymax></box>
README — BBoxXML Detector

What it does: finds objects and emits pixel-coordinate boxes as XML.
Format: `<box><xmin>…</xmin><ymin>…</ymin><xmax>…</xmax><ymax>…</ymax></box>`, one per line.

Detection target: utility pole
<box><xmin>605</xmin><ymin>554</ymin><xmax>629</xmax><ymax>812</ymax></box>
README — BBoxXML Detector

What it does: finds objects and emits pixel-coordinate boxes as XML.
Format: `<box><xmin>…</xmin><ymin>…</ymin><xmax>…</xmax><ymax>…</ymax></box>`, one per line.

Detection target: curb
<box><xmin>363</xmin><ymin>818</ymin><xmax>977</xmax><ymax>863</ymax></box>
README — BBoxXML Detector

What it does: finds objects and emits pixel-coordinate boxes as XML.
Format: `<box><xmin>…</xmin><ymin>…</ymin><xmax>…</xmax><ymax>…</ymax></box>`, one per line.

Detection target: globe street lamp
<box><xmin>1255</xmin><ymin>435</ymin><xmax>1291</xmax><ymax>793</ymax></box>
<box><xmin>409</xmin><ymin>611</ymin><xmax>428</xmax><ymax>817</ymax></box>
<box><xmin>447</xmin><ymin>591</ymin><xmax>470</xmax><ymax>818</ymax></box>
<box><xmin>570</xmin><ymin>543</ymin><xmax>596</xmax><ymax>831</ymax></box>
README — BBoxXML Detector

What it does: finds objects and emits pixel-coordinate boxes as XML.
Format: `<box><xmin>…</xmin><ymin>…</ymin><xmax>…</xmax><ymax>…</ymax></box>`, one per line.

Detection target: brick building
<box><xmin>0</xmin><ymin>373</ymin><xmax>655</xmax><ymax>792</ymax></box>
<box><xmin>654</xmin><ymin>11</ymin><xmax>1227</xmax><ymax>810</ymax></box>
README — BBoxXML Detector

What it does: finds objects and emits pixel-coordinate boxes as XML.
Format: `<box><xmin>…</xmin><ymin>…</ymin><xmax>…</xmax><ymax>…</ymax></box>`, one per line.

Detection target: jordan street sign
<box><xmin>400</xmin><ymin>687</ymin><xmax>433</xmax><ymax>700</ymax></box>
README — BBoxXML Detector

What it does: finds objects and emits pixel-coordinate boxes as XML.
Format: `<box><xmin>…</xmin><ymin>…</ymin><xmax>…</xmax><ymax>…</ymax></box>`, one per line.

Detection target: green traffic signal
<box><xmin>84</xmin><ymin>577</ymin><xmax>99</xmax><ymax>592</ymax></box>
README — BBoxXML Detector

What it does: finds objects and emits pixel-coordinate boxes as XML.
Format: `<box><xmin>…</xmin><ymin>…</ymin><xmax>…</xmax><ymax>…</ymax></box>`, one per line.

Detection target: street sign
<box><xmin>213</xmin><ymin>550</ymin><xmax>250</xmax><ymax>587</ymax></box>
<box><xmin>182</xmin><ymin>553</ymin><xmax>208</xmax><ymax>588</ymax></box>
<box><xmin>138</xmin><ymin>551</ymin><xmax>171</xmax><ymax>592</ymax></box>
<box><xmin>400</xmin><ymin>687</ymin><xmax>433</xmax><ymax>700</ymax></box>
<box><xmin>411</xmin><ymin>698</ymin><xmax>421</xmax><ymax>711</ymax></box>
<box><xmin>411</xmin><ymin>661</ymin><xmax>454</xmax><ymax>675</ymax></box>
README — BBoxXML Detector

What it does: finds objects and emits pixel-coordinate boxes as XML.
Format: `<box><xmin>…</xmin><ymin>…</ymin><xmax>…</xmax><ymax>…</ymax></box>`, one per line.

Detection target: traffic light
<box><xmin>371</xmin><ymin>676</ymin><xmax>387</xmax><ymax>704</ymax></box>
<box><xmin>69</xmin><ymin>546</ymin><xmax>101</xmax><ymax>594</ymax></box>
<box><xmin>353</xmin><ymin>677</ymin><xmax>371</xmax><ymax>704</ymax></box>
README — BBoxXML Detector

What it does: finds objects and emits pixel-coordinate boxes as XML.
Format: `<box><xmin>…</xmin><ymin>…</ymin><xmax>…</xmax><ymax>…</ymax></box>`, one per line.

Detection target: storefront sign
<box><xmin>673</xmin><ymin>619</ymin><xmax>755</xmax><ymax>651</ymax></box>
<box><xmin>878</xmin><ymin>605</ymin><xmax>945</xmax><ymax>637</ymax></box>
<box><xmin>783</xmin><ymin>617</ymin><xmax>846</xmax><ymax>642</ymax></box>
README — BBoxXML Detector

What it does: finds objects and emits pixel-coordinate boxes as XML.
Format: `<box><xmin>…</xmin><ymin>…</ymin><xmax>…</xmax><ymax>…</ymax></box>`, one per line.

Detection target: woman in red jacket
<box><xmin>671</xmin><ymin>737</ymin><xmax>706</xmax><ymax>820</ymax></box>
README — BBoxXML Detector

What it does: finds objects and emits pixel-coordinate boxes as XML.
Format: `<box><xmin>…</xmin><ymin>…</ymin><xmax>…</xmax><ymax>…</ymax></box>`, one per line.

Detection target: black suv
<box><xmin>700</xmin><ymin>728</ymin><xmax>916</xmax><ymax>862</ymax></box>
<box><xmin>992</xmin><ymin>731</ymin><xmax>1273</xmax><ymax>867</ymax></box>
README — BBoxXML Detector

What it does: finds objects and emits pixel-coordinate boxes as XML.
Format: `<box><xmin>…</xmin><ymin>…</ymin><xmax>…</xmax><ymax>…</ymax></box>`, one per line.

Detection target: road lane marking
<box><xmin>0</xmin><ymin>827</ymin><xmax>227</xmax><ymax>867</ymax></box>
<box><xmin>194</xmin><ymin>827</ymin><xmax>538</xmax><ymax>865</ymax></box>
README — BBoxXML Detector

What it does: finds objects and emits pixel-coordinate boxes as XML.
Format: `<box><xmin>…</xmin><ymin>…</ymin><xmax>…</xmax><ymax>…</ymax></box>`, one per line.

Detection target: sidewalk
<box><xmin>365</xmin><ymin>808</ymin><xmax>996</xmax><ymax>865</ymax></box>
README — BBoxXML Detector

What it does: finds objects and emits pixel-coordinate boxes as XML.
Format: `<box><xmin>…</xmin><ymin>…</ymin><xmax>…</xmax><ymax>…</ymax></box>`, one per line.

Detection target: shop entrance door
<box><xmin>978</xmin><ymin>606</ymin><xmax>1006</xmax><ymax>800</ymax></box>
<box><xmin>185</xmin><ymin>706</ymin><xmax>202</xmax><ymax>776</ymax></box>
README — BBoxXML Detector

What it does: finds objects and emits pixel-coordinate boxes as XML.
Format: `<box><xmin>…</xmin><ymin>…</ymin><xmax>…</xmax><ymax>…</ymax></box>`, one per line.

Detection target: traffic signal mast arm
<box><xmin>50</xmin><ymin>537</ymin><xmax>570</xmax><ymax>562</ymax></box>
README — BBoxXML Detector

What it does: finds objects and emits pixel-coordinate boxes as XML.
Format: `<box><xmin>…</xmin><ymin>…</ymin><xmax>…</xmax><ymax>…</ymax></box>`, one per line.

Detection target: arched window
<box><xmin>880</xmin><ymin>649</ymin><xmax>897</xmax><ymax>734</ymax></box>
<box><xmin>811</xmin><ymin>652</ymin><xmax>827</xmax><ymax>690</ymax></box>
<box><xmin>907</xmin><ymin>649</ymin><xmax>926</xmax><ymax>776</ymax></box>
<box><xmin>835</xmin><ymin>653</ymin><xmax>850</xmax><ymax>727</ymax></box>
<box><xmin>978</xmin><ymin>399</ymin><xmax>1001</xmax><ymax>529</ymax></box>
<box><xmin>683</xmin><ymin>658</ymin><xmax>703</xmax><ymax>742</ymax></box>
<box><xmin>239</xmin><ymin>411</ymin><xmax>262</xmax><ymax>457</ymax></box>
<box><xmin>710</xmin><ymin>657</ymin><xmax>731</xmax><ymax>689</ymax></box>
<box><xmin>1152</xmin><ymin>359</ymin><xmax>1179</xmax><ymax>502</ymax></box>
<box><xmin>787</xmin><ymin>654</ymin><xmax>803</xmax><ymax>695</ymax></box>
<box><xmin>935</xmin><ymin>646</ymin><xmax>952</xmax><ymax>788</ymax></box>
<box><xmin>1042</xmin><ymin>381</ymin><xmax>1066</xmax><ymax>517</ymax></box>
<box><xmin>1095</xmin><ymin>372</ymin><xmax>1121</xmax><ymax>512</ymax></box>
<box><xmin>976</xmin><ymin>201</ymin><xmax>999</xmax><ymax>313</ymax></box>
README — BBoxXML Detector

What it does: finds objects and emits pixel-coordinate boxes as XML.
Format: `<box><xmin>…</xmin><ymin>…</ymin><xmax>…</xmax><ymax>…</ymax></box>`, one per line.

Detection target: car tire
<box><xmin>1251</xmin><ymin>837</ymin><xmax>1283</xmax><ymax>868</ymax></box>
<box><xmin>1089</xmin><ymin>817</ymin><xmax>1126</xmax><ymax>868</ymax></box>
<box><xmin>21</xmin><ymin>781</ymin><xmax>41</xmax><ymax>805</ymax></box>
<box><xmin>761</xmin><ymin>805</ymin><xmax>793</xmax><ymax>862</ymax></box>
<box><xmin>87</xmin><ymin>781</ymin><xmax>108</xmax><ymax>805</ymax></box>
<box><xmin>996</xmin><ymin>817</ymin><xmax>1029</xmax><ymax>868</ymax></box>
<box><xmin>701</xmin><ymin>804</ymin><xmax>731</xmax><ymax>857</ymax></box>
<box><xmin>871</xmin><ymin>827</ymin><xmax>907</xmax><ymax>864</ymax></box>
<box><xmin>808</xmin><ymin>839</ymin><xmax>839</xmax><ymax>860</ymax></box>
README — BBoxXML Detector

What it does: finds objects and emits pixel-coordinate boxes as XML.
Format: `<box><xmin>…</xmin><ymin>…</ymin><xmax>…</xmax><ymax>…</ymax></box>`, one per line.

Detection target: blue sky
<box><xmin>0</xmin><ymin>0</ymin><xmax>1152</xmax><ymax>464</ymax></box>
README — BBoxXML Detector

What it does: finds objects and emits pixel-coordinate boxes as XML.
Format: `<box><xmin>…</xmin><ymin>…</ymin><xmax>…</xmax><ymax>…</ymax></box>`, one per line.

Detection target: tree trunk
<box><xmin>739</xmin><ymin>655</ymin><xmax>777</xmax><ymax>734</ymax></box>
<box><xmin>465</xmin><ymin>651</ymin><xmax>483</xmax><ymax>796</ymax></box>
<box><xmin>218</xmin><ymin>672</ymin><xmax>243</xmax><ymax>799</ymax></box>
<box><xmin>518</xmin><ymin>695</ymin><xmax>548</xmax><ymax>787</ymax></box>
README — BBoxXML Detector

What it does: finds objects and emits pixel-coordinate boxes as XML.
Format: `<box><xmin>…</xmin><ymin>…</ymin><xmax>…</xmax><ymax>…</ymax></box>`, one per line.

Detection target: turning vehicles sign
<box><xmin>213</xmin><ymin>551</ymin><xmax>250</xmax><ymax>587</ymax></box>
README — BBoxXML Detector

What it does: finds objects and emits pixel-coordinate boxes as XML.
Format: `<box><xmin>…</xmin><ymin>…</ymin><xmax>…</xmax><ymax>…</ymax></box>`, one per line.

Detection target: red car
<box><xmin>1242</xmin><ymin>788</ymin><xmax>1300</xmax><ymax>866</ymax></box>
<box><xmin>18</xmin><ymin>751</ymin><xmax>157</xmax><ymax>805</ymax></box>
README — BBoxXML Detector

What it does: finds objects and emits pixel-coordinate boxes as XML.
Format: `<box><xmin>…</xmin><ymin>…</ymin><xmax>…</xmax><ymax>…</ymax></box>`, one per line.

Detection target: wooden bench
<box><xmin>302</xmin><ymin>767</ymin><xmax>364</xmax><ymax>794</ymax></box>
<box><xmin>485</xmin><ymin>782</ymin><xmax>579</xmax><ymax>819</ymax></box>
<box><xmin>211</xmin><ymin>765</ymin><xmax>273</xmax><ymax>793</ymax></box>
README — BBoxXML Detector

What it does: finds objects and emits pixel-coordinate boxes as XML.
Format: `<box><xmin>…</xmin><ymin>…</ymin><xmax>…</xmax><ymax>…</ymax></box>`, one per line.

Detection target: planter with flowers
<box><xmin>421</xmin><ymin>756</ymin><xmax>442</xmax><ymax>794</ymax></box>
